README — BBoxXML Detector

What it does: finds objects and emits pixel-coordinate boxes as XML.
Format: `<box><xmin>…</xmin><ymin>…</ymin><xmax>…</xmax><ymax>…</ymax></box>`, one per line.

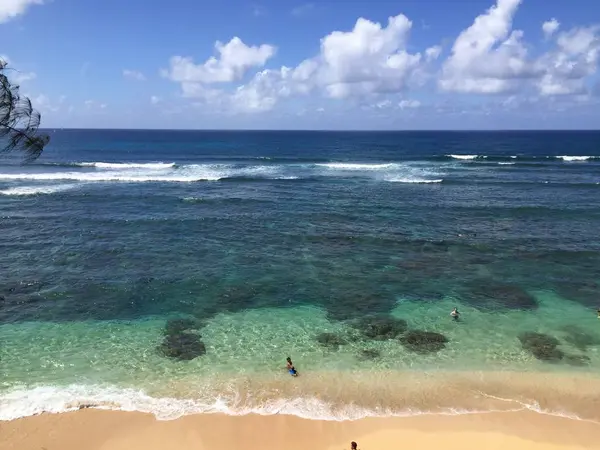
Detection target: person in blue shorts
<box><xmin>286</xmin><ymin>357</ymin><xmax>298</xmax><ymax>377</ymax></box>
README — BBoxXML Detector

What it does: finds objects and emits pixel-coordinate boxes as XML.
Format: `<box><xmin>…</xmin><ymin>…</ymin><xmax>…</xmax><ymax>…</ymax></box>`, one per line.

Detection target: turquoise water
<box><xmin>1</xmin><ymin>130</ymin><xmax>600</xmax><ymax>421</ymax></box>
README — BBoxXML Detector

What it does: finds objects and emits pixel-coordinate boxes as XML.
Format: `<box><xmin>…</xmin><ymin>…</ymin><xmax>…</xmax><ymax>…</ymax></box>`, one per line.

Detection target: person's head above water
<box><xmin>351</xmin><ymin>442</ymin><xmax>358</xmax><ymax>450</ymax></box>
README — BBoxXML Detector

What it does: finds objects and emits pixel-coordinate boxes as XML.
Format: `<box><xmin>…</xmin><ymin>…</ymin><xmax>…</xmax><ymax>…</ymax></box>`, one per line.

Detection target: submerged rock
<box><xmin>324</xmin><ymin>292</ymin><xmax>397</xmax><ymax>322</ymax></box>
<box><xmin>358</xmin><ymin>348</ymin><xmax>381</xmax><ymax>360</ymax></box>
<box><xmin>158</xmin><ymin>332</ymin><xmax>206</xmax><ymax>361</ymax></box>
<box><xmin>164</xmin><ymin>318</ymin><xmax>200</xmax><ymax>335</ymax></box>
<box><xmin>518</xmin><ymin>332</ymin><xmax>563</xmax><ymax>362</ymax></box>
<box><xmin>556</xmin><ymin>282</ymin><xmax>600</xmax><ymax>308</ymax></box>
<box><xmin>564</xmin><ymin>354</ymin><xmax>591</xmax><ymax>367</ymax></box>
<box><xmin>353</xmin><ymin>315</ymin><xmax>408</xmax><ymax>341</ymax></box>
<box><xmin>561</xmin><ymin>325</ymin><xmax>600</xmax><ymax>352</ymax></box>
<box><xmin>315</xmin><ymin>332</ymin><xmax>347</xmax><ymax>350</ymax></box>
<box><xmin>462</xmin><ymin>282</ymin><xmax>538</xmax><ymax>311</ymax></box>
<box><xmin>400</xmin><ymin>330</ymin><xmax>448</xmax><ymax>354</ymax></box>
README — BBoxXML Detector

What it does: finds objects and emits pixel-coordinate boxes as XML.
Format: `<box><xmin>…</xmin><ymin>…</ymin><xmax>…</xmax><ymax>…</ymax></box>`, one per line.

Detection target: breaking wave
<box><xmin>0</xmin><ymin>161</ymin><xmax>445</xmax><ymax>185</ymax></box>
<box><xmin>1</xmin><ymin>383</ymin><xmax>596</xmax><ymax>423</ymax></box>
<box><xmin>445</xmin><ymin>155</ymin><xmax>599</xmax><ymax>163</ymax></box>
<box><xmin>0</xmin><ymin>184</ymin><xmax>78</xmax><ymax>196</ymax></box>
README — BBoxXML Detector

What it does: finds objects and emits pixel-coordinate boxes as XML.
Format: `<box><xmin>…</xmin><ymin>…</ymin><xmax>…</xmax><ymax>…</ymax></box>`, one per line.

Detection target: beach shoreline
<box><xmin>2</xmin><ymin>409</ymin><xmax>600</xmax><ymax>450</ymax></box>
<box><xmin>3</xmin><ymin>370</ymin><xmax>600</xmax><ymax>422</ymax></box>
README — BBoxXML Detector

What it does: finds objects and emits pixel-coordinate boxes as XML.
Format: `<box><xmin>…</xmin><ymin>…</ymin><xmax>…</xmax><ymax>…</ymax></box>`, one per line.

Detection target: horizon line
<box><xmin>40</xmin><ymin>128</ymin><xmax>600</xmax><ymax>132</ymax></box>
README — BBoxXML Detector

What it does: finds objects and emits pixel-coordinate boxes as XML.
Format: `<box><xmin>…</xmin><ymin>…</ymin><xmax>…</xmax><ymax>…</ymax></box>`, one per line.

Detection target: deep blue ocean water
<box><xmin>1</xmin><ymin>130</ymin><xmax>600</xmax><ymax>421</ymax></box>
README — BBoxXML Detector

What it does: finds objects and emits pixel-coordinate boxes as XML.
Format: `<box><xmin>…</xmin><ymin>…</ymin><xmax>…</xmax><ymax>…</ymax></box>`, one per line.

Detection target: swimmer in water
<box><xmin>286</xmin><ymin>357</ymin><xmax>298</xmax><ymax>377</ymax></box>
<box><xmin>351</xmin><ymin>442</ymin><xmax>358</xmax><ymax>450</ymax></box>
<box><xmin>451</xmin><ymin>307</ymin><xmax>460</xmax><ymax>321</ymax></box>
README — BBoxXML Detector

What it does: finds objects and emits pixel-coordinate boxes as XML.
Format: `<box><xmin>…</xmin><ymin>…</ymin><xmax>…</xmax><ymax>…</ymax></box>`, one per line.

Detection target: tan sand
<box><xmin>2</xmin><ymin>410</ymin><xmax>600</xmax><ymax>450</ymax></box>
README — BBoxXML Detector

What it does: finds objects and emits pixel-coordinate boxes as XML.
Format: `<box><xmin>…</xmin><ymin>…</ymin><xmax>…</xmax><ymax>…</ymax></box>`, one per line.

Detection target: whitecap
<box><xmin>557</xmin><ymin>156</ymin><xmax>593</xmax><ymax>162</ymax></box>
<box><xmin>447</xmin><ymin>155</ymin><xmax>481</xmax><ymax>160</ymax></box>
<box><xmin>316</xmin><ymin>163</ymin><xmax>395</xmax><ymax>170</ymax></box>
<box><xmin>0</xmin><ymin>184</ymin><xmax>78</xmax><ymax>196</ymax></box>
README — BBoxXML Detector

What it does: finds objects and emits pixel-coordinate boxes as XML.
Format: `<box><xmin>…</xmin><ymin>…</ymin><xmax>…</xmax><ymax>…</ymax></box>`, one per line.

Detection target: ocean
<box><xmin>1</xmin><ymin>130</ymin><xmax>600</xmax><ymax>421</ymax></box>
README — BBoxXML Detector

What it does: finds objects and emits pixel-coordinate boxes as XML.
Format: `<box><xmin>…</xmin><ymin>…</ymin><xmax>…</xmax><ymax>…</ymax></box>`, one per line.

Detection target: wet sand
<box><xmin>2</xmin><ymin>409</ymin><xmax>600</xmax><ymax>450</ymax></box>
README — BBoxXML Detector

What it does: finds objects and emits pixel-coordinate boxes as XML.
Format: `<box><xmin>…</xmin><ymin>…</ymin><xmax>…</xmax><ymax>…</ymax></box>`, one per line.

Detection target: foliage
<box><xmin>0</xmin><ymin>58</ymin><xmax>49</xmax><ymax>161</ymax></box>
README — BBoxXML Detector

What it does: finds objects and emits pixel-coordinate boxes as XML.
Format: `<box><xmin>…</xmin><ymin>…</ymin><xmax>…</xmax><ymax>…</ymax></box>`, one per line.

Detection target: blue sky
<box><xmin>1</xmin><ymin>0</ymin><xmax>599</xmax><ymax>129</ymax></box>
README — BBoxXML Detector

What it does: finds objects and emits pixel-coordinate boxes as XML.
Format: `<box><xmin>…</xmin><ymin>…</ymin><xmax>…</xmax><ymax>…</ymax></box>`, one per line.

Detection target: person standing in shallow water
<box><xmin>451</xmin><ymin>307</ymin><xmax>460</xmax><ymax>321</ymax></box>
<box><xmin>286</xmin><ymin>357</ymin><xmax>298</xmax><ymax>377</ymax></box>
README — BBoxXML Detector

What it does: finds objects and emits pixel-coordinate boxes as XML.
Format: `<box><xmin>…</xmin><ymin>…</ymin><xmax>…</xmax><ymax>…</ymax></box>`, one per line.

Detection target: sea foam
<box><xmin>0</xmin><ymin>384</ymin><xmax>594</xmax><ymax>423</ymax></box>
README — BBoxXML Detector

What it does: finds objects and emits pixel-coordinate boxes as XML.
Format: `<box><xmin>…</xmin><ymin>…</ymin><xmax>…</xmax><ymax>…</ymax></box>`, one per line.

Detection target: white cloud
<box><xmin>150</xmin><ymin>95</ymin><xmax>161</xmax><ymax>104</ymax></box>
<box><xmin>425</xmin><ymin>46</ymin><xmax>442</xmax><ymax>62</ymax></box>
<box><xmin>30</xmin><ymin>94</ymin><xmax>66</xmax><ymax>113</ymax></box>
<box><xmin>220</xmin><ymin>13</ymin><xmax>431</xmax><ymax>113</ymax></box>
<box><xmin>84</xmin><ymin>100</ymin><xmax>107</xmax><ymax>110</ymax></box>
<box><xmin>542</xmin><ymin>18</ymin><xmax>560</xmax><ymax>39</ymax></box>
<box><xmin>375</xmin><ymin>99</ymin><xmax>392</xmax><ymax>109</ymax></box>
<box><xmin>123</xmin><ymin>69</ymin><xmax>146</xmax><ymax>81</ymax></box>
<box><xmin>399</xmin><ymin>99</ymin><xmax>421</xmax><ymax>109</ymax></box>
<box><xmin>163</xmin><ymin>37</ymin><xmax>276</xmax><ymax>85</ymax></box>
<box><xmin>439</xmin><ymin>0</ymin><xmax>600</xmax><ymax>96</ymax></box>
<box><xmin>291</xmin><ymin>3</ymin><xmax>315</xmax><ymax>17</ymax></box>
<box><xmin>536</xmin><ymin>26</ymin><xmax>600</xmax><ymax>96</ymax></box>
<box><xmin>439</xmin><ymin>0</ymin><xmax>528</xmax><ymax>94</ymax></box>
<box><xmin>0</xmin><ymin>55</ymin><xmax>36</xmax><ymax>84</ymax></box>
<box><xmin>11</xmin><ymin>69</ymin><xmax>36</xmax><ymax>84</ymax></box>
<box><xmin>35</xmin><ymin>94</ymin><xmax>53</xmax><ymax>111</ymax></box>
<box><xmin>0</xmin><ymin>0</ymin><xmax>43</xmax><ymax>24</ymax></box>
<box><xmin>311</xmin><ymin>14</ymin><xmax>423</xmax><ymax>98</ymax></box>
<box><xmin>162</xmin><ymin>0</ymin><xmax>600</xmax><ymax>118</ymax></box>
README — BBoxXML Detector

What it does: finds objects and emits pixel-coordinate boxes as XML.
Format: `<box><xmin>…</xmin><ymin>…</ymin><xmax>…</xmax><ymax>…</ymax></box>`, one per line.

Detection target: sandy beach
<box><xmin>2</xmin><ymin>409</ymin><xmax>600</xmax><ymax>450</ymax></box>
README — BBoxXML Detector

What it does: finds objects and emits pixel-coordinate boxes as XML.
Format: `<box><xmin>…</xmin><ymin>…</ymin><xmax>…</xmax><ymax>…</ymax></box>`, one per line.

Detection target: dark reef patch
<box><xmin>164</xmin><ymin>318</ymin><xmax>201</xmax><ymax>335</ymax></box>
<box><xmin>323</xmin><ymin>291</ymin><xmax>397</xmax><ymax>322</ymax></box>
<box><xmin>358</xmin><ymin>348</ymin><xmax>381</xmax><ymax>360</ymax></box>
<box><xmin>158</xmin><ymin>331</ymin><xmax>206</xmax><ymax>361</ymax></box>
<box><xmin>564</xmin><ymin>354</ymin><xmax>591</xmax><ymax>366</ymax></box>
<box><xmin>518</xmin><ymin>332</ymin><xmax>563</xmax><ymax>361</ymax></box>
<box><xmin>315</xmin><ymin>332</ymin><xmax>347</xmax><ymax>350</ymax></box>
<box><xmin>460</xmin><ymin>282</ymin><xmax>538</xmax><ymax>311</ymax></box>
<box><xmin>561</xmin><ymin>325</ymin><xmax>600</xmax><ymax>352</ymax></box>
<box><xmin>400</xmin><ymin>330</ymin><xmax>448</xmax><ymax>354</ymax></box>
<box><xmin>352</xmin><ymin>315</ymin><xmax>408</xmax><ymax>341</ymax></box>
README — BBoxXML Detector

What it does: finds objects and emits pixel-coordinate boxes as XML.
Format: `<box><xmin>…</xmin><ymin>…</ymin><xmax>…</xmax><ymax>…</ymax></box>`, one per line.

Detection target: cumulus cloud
<box><xmin>165</xmin><ymin>14</ymin><xmax>434</xmax><ymax>113</ymax></box>
<box><xmin>439</xmin><ymin>0</ymin><xmax>528</xmax><ymax>94</ymax></box>
<box><xmin>439</xmin><ymin>0</ymin><xmax>600</xmax><ymax>96</ymax></box>
<box><xmin>163</xmin><ymin>37</ymin><xmax>276</xmax><ymax>85</ymax></box>
<box><xmin>123</xmin><ymin>69</ymin><xmax>146</xmax><ymax>81</ymax></box>
<box><xmin>162</xmin><ymin>0</ymin><xmax>600</xmax><ymax>116</ymax></box>
<box><xmin>223</xmin><ymin>14</ymin><xmax>436</xmax><ymax>112</ymax></box>
<box><xmin>536</xmin><ymin>25</ymin><xmax>600</xmax><ymax>96</ymax></box>
<box><xmin>542</xmin><ymin>18</ymin><xmax>560</xmax><ymax>39</ymax></box>
<box><xmin>0</xmin><ymin>0</ymin><xmax>43</xmax><ymax>23</ymax></box>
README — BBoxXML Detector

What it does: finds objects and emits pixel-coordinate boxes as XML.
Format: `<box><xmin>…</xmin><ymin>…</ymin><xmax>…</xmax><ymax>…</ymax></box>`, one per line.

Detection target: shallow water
<box><xmin>1</xmin><ymin>130</ymin><xmax>600</xmax><ymax>421</ymax></box>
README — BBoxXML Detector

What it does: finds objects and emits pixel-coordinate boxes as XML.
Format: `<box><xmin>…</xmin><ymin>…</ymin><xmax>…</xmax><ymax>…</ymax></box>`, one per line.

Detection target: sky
<box><xmin>1</xmin><ymin>0</ymin><xmax>600</xmax><ymax>130</ymax></box>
